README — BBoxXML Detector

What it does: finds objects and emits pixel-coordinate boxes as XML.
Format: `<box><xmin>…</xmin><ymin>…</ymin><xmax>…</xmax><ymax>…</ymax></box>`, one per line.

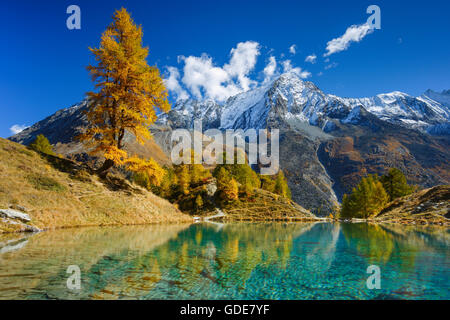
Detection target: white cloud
<box><xmin>305</xmin><ymin>54</ymin><xmax>317</xmax><ymax>64</ymax></box>
<box><xmin>324</xmin><ymin>62</ymin><xmax>338</xmax><ymax>70</ymax></box>
<box><xmin>10</xmin><ymin>124</ymin><xmax>28</xmax><ymax>135</ymax></box>
<box><xmin>282</xmin><ymin>60</ymin><xmax>311</xmax><ymax>79</ymax></box>
<box><xmin>324</xmin><ymin>23</ymin><xmax>374</xmax><ymax>56</ymax></box>
<box><xmin>263</xmin><ymin>56</ymin><xmax>277</xmax><ymax>82</ymax></box>
<box><xmin>181</xmin><ymin>54</ymin><xmax>240</xmax><ymax>101</ymax></box>
<box><xmin>224</xmin><ymin>41</ymin><xmax>260</xmax><ymax>91</ymax></box>
<box><xmin>173</xmin><ymin>41</ymin><xmax>261</xmax><ymax>101</ymax></box>
<box><xmin>165</xmin><ymin>67</ymin><xmax>189</xmax><ymax>100</ymax></box>
<box><xmin>165</xmin><ymin>41</ymin><xmax>313</xmax><ymax>101</ymax></box>
<box><xmin>289</xmin><ymin>44</ymin><xmax>297</xmax><ymax>55</ymax></box>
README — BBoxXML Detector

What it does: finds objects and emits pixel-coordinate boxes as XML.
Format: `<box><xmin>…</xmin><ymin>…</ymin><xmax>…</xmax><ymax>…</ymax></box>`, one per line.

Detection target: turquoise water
<box><xmin>0</xmin><ymin>222</ymin><xmax>448</xmax><ymax>299</ymax></box>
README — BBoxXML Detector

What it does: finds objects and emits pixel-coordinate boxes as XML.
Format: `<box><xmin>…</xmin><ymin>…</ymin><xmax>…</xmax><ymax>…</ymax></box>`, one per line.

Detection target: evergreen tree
<box><xmin>132</xmin><ymin>171</ymin><xmax>151</xmax><ymax>189</ymax></box>
<box><xmin>79</xmin><ymin>8</ymin><xmax>169</xmax><ymax>179</ymax></box>
<box><xmin>188</xmin><ymin>151</ymin><xmax>211</xmax><ymax>185</ymax></box>
<box><xmin>29</xmin><ymin>134</ymin><xmax>55</xmax><ymax>156</ymax></box>
<box><xmin>225</xmin><ymin>178</ymin><xmax>239</xmax><ymax>202</ymax></box>
<box><xmin>213</xmin><ymin>152</ymin><xmax>260</xmax><ymax>189</ymax></box>
<box><xmin>194</xmin><ymin>194</ymin><xmax>204</xmax><ymax>211</ymax></box>
<box><xmin>232</xmin><ymin>163</ymin><xmax>260</xmax><ymax>188</ymax></box>
<box><xmin>260</xmin><ymin>175</ymin><xmax>276</xmax><ymax>193</ymax></box>
<box><xmin>159</xmin><ymin>166</ymin><xmax>176</xmax><ymax>198</ymax></box>
<box><xmin>176</xmin><ymin>165</ymin><xmax>190</xmax><ymax>195</ymax></box>
<box><xmin>341</xmin><ymin>174</ymin><xmax>389</xmax><ymax>218</ymax></box>
<box><xmin>380</xmin><ymin>168</ymin><xmax>414</xmax><ymax>201</ymax></box>
<box><xmin>144</xmin><ymin>166</ymin><xmax>177</xmax><ymax>198</ymax></box>
<box><xmin>274</xmin><ymin>170</ymin><xmax>292</xmax><ymax>199</ymax></box>
<box><xmin>341</xmin><ymin>193</ymin><xmax>355</xmax><ymax>218</ymax></box>
<box><xmin>215</xmin><ymin>167</ymin><xmax>231</xmax><ymax>191</ymax></box>
<box><xmin>239</xmin><ymin>176</ymin><xmax>255</xmax><ymax>198</ymax></box>
<box><xmin>214</xmin><ymin>167</ymin><xmax>238</xmax><ymax>202</ymax></box>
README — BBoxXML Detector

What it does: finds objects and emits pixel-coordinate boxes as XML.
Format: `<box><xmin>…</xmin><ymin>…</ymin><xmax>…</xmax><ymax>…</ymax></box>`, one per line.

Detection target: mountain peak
<box><xmin>157</xmin><ymin>75</ymin><xmax>450</xmax><ymax>135</ymax></box>
<box><xmin>422</xmin><ymin>89</ymin><xmax>450</xmax><ymax>109</ymax></box>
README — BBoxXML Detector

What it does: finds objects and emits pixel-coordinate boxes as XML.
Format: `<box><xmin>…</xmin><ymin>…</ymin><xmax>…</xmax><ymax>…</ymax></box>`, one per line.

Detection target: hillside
<box><xmin>217</xmin><ymin>188</ymin><xmax>320</xmax><ymax>222</ymax></box>
<box><xmin>374</xmin><ymin>185</ymin><xmax>450</xmax><ymax>225</ymax></box>
<box><xmin>0</xmin><ymin>138</ymin><xmax>191</xmax><ymax>233</ymax></box>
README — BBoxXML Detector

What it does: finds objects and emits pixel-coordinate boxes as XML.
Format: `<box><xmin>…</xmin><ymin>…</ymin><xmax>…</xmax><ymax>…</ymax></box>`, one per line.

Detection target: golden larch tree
<box><xmin>79</xmin><ymin>8</ymin><xmax>169</xmax><ymax>181</ymax></box>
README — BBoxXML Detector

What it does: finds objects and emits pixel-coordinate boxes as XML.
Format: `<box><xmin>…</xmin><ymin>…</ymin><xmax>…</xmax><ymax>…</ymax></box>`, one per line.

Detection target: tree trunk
<box><xmin>97</xmin><ymin>159</ymin><xmax>115</xmax><ymax>178</ymax></box>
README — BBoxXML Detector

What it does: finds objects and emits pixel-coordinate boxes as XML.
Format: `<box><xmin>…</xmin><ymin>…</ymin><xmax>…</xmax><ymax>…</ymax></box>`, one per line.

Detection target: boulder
<box><xmin>0</xmin><ymin>209</ymin><xmax>31</xmax><ymax>222</ymax></box>
<box><xmin>0</xmin><ymin>218</ymin><xmax>41</xmax><ymax>233</ymax></box>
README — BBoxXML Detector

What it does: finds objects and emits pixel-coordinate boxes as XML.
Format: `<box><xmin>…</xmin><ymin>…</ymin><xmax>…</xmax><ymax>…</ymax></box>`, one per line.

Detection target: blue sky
<box><xmin>1</xmin><ymin>0</ymin><xmax>450</xmax><ymax>137</ymax></box>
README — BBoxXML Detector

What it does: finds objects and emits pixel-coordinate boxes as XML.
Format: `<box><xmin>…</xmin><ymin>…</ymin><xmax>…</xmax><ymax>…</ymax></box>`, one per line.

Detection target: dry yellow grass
<box><xmin>374</xmin><ymin>185</ymin><xmax>449</xmax><ymax>226</ymax></box>
<box><xmin>0</xmin><ymin>138</ymin><xmax>192</xmax><ymax>232</ymax></box>
<box><xmin>213</xmin><ymin>189</ymin><xmax>319</xmax><ymax>222</ymax></box>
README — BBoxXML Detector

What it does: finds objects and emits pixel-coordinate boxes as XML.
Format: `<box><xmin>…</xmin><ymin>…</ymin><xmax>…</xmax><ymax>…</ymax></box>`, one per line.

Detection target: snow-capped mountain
<box><xmin>338</xmin><ymin>90</ymin><xmax>450</xmax><ymax>133</ymax></box>
<box><xmin>157</xmin><ymin>72</ymin><xmax>450</xmax><ymax>135</ymax></box>
<box><xmin>9</xmin><ymin>72</ymin><xmax>450</xmax><ymax>216</ymax></box>
<box><xmin>155</xmin><ymin>72</ymin><xmax>450</xmax><ymax>214</ymax></box>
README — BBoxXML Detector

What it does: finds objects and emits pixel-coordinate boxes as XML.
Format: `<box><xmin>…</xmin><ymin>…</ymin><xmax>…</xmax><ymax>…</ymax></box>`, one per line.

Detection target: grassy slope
<box><xmin>218</xmin><ymin>189</ymin><xmax>319</xmax><ymax>221</ymax></box>
<box><xmin>0</xmin><ymin>138</ymin><xmax>191</xmax><ymax>233</ymax></box>
<box><xmin>374</xmin><ymin>185</ymin><xmax>449</xmax><ymax>225</ymax></box>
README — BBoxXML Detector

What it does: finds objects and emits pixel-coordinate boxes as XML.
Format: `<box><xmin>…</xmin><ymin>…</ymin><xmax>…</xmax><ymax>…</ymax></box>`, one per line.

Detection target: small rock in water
<box><xmin>0</xmin><ymin>209</ymin><xmax>31</xmax><ymax>222</ymax></box>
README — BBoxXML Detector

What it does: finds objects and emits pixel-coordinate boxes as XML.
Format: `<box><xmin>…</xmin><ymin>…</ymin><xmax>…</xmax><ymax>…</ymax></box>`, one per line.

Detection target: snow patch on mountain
<box><xmin>157</xmin><ymin>72</ymin><xmax>449</xmax><ymax>135</ymax></box>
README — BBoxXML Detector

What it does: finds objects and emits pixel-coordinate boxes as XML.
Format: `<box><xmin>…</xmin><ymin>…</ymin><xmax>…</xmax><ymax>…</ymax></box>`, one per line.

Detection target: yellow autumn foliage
<box><xmin>79</xmin><ymin>8</ymin><xmax>170</xmax><ymax>177</ymax></box>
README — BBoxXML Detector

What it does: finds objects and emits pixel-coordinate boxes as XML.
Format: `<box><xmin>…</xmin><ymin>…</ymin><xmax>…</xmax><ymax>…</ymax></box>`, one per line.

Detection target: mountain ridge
<box><xmin>158</xmin><ymin>72</ymin><xmax>450</xmax><ymax>135</ymax></box>
<box><xmin>9</xmin><ymin>72</ymin><xmax>450</xmax><ymax>215</ymax></box>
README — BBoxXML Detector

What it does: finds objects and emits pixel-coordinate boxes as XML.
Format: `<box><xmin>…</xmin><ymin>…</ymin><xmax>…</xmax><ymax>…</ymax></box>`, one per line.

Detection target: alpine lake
<box><xmin>0</xmin><ymin>222</ymin><xmax>448</xmax><ymax>300</ymax></box>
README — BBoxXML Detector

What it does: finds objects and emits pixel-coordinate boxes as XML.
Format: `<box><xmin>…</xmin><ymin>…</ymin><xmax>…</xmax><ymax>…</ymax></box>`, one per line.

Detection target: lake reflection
<box><xmin>0</xmin><ymin>222</ymin><xmax>448</xmax><ymax>300</ymax></box>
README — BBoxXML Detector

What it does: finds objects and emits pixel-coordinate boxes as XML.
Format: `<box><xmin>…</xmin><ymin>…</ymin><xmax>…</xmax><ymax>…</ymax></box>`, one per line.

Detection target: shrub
<box><xmin>274</xmin><ymin>170</ymin><xmax>291</xmax><ymax>199</ymax></box>
<box><xmin>27</xmin><ymin>174</ymin><xmax>66</xmax><ymax>192</ymax></box>
<box><xmin>29</xmin><ymin>134</ymin><xmax>55</xmax><ymax>155</ymax></box>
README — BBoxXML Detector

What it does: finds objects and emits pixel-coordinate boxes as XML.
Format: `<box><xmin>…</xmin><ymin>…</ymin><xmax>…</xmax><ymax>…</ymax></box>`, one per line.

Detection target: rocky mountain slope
<box><xmin>156</xmin><ymin>72</ymin><xmax>449</xmax><ymax>214</ymax></box>
<box><xmin>9</xmin><ymin>72</ymin><xmax>450</xmax><ymax>215</ymax></box>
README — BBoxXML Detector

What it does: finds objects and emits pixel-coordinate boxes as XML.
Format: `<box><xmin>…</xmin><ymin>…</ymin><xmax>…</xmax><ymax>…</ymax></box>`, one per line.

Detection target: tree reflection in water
<box><xmin>0</xmin><ymin>222</ymin><xmax>448</xmax><ymax>300</ymax></box>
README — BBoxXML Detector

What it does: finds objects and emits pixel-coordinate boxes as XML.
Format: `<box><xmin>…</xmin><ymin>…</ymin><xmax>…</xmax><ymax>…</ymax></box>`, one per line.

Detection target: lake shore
<box><xmin>0</xmin><ymin>138</ymin><xmax>192</xmax><ymax>234</ymax></box>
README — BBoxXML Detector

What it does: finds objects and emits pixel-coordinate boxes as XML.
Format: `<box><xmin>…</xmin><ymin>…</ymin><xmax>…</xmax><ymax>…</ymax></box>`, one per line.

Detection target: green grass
<box><xmin>26</xmin><ymin>174</ymin><xmax>66</xmax><ymax>192</ymax></box>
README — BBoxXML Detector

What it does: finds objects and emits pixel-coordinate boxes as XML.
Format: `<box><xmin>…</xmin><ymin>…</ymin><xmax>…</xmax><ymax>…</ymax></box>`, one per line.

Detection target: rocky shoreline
<box><xmin>0</xmin><ymin>207</ymin><xmax>41</xmax><ymax>233</ymax></box>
